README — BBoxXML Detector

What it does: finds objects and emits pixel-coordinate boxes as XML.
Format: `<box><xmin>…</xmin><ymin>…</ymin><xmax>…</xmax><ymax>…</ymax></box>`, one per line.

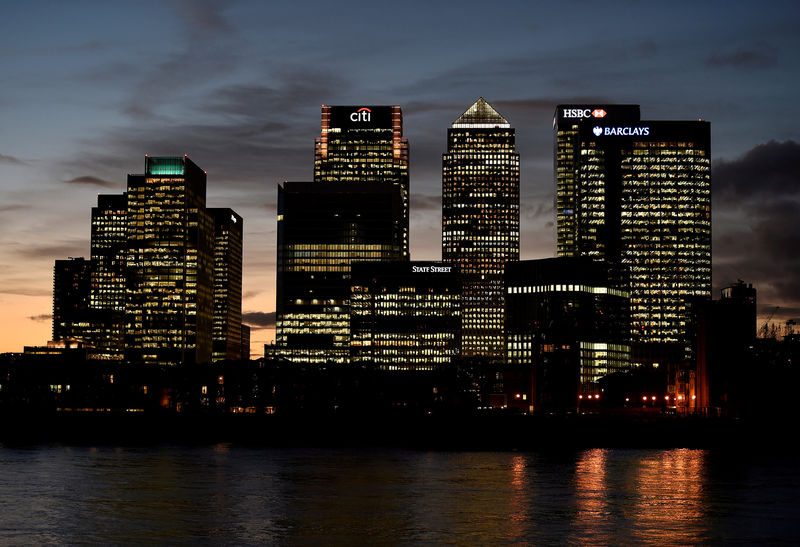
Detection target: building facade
<box><xmin>275</xmin><ymin>181</ymin><xmax>404</xmax><ymax>363</ymax></box>
<box><xmin>125</xmin><ymin>156</ymin><xmax>214</xmax><ymax>366</ymax></box>
<box><xmin>555</xmin><ymin>108</ymin><xmax>711</xmax><ymax>365</ymax></box>
<box><xmin>314</xmin><ymin>105</ymin><xmax>409</xmax><ymax>258</ymax></box>
<box><xmin>505</xmin><ymin>257</ymin><xmax>631</xmax><ymax>410</ymax></box>
<box><xmin>52</xmin><ymin>257</ymin><xmax>93</xmax><ymax>342</ymax></box>
<box><xmin>350</xmin><ymin>261</ymin><xmax>461</xmax><ymax>369</ymax></box>
<box><xmin>210</xmin><ymin>208</ymin><xmax>243</xmax><ymax>361</ymax></box>
<box><xmin>442</xmin><ymin>98</ymin><xmax>519</xmax><ymax>360</ymax></box>
<box><xmin>553</xmin><ymin>105</ymin><xmax>641</xmax><ymax>257</ymax></box>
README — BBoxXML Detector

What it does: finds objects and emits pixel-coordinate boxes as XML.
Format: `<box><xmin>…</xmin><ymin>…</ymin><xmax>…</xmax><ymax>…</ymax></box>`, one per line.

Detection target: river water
<box><xmin>1</xmin><ymin>445</ymin><xmax>797</xmax><ymax>544</ymax></box>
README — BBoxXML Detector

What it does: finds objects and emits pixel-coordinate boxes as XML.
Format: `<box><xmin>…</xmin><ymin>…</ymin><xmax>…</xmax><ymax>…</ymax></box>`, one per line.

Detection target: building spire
<box><xmin>452</xmin><ymin>97</ymin><xmax>509</xmax><ymax>127</ymax></box>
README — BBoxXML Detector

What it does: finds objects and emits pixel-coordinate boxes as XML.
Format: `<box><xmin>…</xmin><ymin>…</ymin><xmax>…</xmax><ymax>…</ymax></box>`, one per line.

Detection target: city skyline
<box><xmin>2</xmin><ymin>1</ymin><xmax>800</xmax><ymax>356</ymax></box>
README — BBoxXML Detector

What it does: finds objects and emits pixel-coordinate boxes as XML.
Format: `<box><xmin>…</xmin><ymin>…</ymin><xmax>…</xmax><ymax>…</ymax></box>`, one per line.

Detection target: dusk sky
<box><xmin>2</xmin><ymin>0</ymin><xmax>799</xmax><ymax>355</ymax></box>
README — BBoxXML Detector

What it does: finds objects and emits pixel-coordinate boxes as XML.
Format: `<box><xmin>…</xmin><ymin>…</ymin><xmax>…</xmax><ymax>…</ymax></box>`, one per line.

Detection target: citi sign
<box><xmin>562</xmin><ymin>108</ymin><xmax>607</xmax><ymax>119</ymax></box>
<box><xmin>592</xmin><ymin>126</ymin><xmax>650</xmax><ymax>136</ymax></box>
<box><xmin>350</xmin><ymin>107</ymin><xmax>372</xmax><ymax>122</ymax></box>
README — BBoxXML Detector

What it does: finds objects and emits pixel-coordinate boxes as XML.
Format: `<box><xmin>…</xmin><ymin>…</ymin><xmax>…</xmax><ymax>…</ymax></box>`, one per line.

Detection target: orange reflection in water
<box><xmin>572</xmin><ymin>448</ymin><xmax>611</xmax><ymax>543</ymax></box>
<box><xmin>630</xmin><ymin>449</ymin><xmax>708</xmax><ymax>544</ymax></box>
<box><xmin>507</xmin><ymin>454</ymin><xmax>529</xmax><ymax>541</ymax></box>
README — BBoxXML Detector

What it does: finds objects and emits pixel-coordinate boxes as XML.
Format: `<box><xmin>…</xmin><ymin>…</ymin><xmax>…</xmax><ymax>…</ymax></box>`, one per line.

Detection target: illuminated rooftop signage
<box><xmin>412</xmin><ymin>265</ymin><xmax>452</xmax><ymax>274</ymax></box>
<box><xmin>562</xmin><ymin>107</ymin><xmax>607</xmax><ymax>119</ymax></box>
<box><xmin>592</xmin><ymin>126</ymin><xmax>650</xmax><ymax>136</ymax></box>
<box><xmin>330</xmin><ymin>106</ymin><xmax>393</xmax><ymax>130</ymax></box>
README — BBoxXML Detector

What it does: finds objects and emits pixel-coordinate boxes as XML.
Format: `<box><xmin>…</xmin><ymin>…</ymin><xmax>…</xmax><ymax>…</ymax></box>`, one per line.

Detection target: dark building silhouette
<box><xmin>275</xmin><ymin>181</ymin><xmax>404</xmax><ymax>363</ymax></box>
<box><xmin>350</xmin><ymin>261</ymin><xmax>461</xmax><ymax>369</ymax></box>
<box><xmin>241</xmin><ymin>324</ymin><xmax>251</xmax><ymax>360</ymax></box>
<box><xmin>505</xmin><ymin>257</ymin><xmax>630</xmax><ymax>411</ymax></box>
<box><xmin>125</xmin><ymin>156</ymin><xmax>214</xmax><ymax>366</ymax></box>
<box><xmin>210</xmin><ymin>208</ymin><xmax>243</xmax><ymax>361</ymax></box>
<box><xmin>314</xmin><ymin>105</ymin><xmax>409</xmax><ymax>258</ymax></box>
<box><xmin>554</xmin><ymin>108</ymin><xmax>711</xmax><ymax>367</ymax></box>
<box><xmin>442</xmin><ymin>98</ymin><xmax>520</xmax><ymax>361</ymax></box>
<box><xmin>52</xmin><ymin>257</ymin><xmax>92</xmax><ymax>342</ymax></box>
<box><xmin>691</xmin><ymin>280</ymin><xmax>757</xmax><ymax>416</ymax></box>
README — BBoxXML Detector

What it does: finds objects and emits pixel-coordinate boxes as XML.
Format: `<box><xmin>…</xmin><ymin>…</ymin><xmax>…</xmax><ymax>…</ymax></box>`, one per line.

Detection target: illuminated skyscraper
<box><xmin>125</xmin><ymin>156</ymin><xmax>214</xmax><ymax>366</ymax></box>
<box><xmin>276</xmin><ymin>181</ymin><xmax>404</xmax><ymax>363</ymax></box>
<box><xmin>90</xmin><ymin>193</ymin><xmax>128</xmax><ymax>312</ymax></box>
<box><xmin>87</xmin><ymin>192</ymin><xmax>128</xmax><ymax>359</ymax></box>
<box><xmin>209</xmin><ymin>208</ymin><xmax>243</xmax><ymax>361</ymax></box>
<box><xmin>557</xmin><ymin>112</ymin><xmax>711</xmax><ymax>364</ymax></box>
<box><xmin>554</xmin><ymin>105</ymin><xmax>641</xmax><ymax>257</ymax></box>
<box><xmin>442</xmin><ymin>98</ymin><xmax>519</xmax><ymax>360</ymax></box>
<box><xmin>350</xmin><ymin>261</ymin><xmax>461</xmax><ymax>369</ymax></box>
<box><xmin>314</xmin><ymin>105</ymin><xmax>409</xmax><ymax>257</ymax></box>
<box><xmin>505</xmin><ymin>257</ymin><xmax>630</xmax><ymax>408</ymax></box>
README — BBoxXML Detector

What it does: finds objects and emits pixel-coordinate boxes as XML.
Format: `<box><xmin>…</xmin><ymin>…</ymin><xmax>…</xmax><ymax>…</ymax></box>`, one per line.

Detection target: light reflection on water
<box><xmin>0</xmin><ymin>445</ymin><xmax>797</xmax><ymax>543</ymax></box>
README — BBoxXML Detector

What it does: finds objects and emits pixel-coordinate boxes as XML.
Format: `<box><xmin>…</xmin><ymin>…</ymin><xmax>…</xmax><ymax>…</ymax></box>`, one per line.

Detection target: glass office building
<box><xmin>350</xmin><ymin>261</ymin><xmax>461</xmax><ymax>369</ymax></box>
<box><xmin>276</xmin><ymin>182</ymin><xmax>404</xmax><ymax>364</ymax></box>
<box><xmin>555</xmin><ymin>110</ymin><xmax>712</xmax><ymax>364</ymax></box>
<box><xmin>210</xmin><ymin>208</ymin><xmax>243</xmax><ymax>362</ymax></box>
<box><xmin>442</xmin><ymin>98</ymin><xmax>519</xmax><ymax>361</ymax></box>
<box><xmin>125</xmin><ymin>156</ymin><xmax>214</xmax><ymax>366</ymax></box>
<box><xmin>314</xmin><ymin>105</ymin><xmax>409</xmax><ymax>258</ymax></box>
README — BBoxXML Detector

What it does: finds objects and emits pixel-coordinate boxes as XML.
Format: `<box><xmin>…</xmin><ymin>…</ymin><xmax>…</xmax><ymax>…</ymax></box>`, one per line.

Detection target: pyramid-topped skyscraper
<box><xmin>442</xmin><ymin>98</ymin><xmax>520</xmax><ymax>360</ymax></box>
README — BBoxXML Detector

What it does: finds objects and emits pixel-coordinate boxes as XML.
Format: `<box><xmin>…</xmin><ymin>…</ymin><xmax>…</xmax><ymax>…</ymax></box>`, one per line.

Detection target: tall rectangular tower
<box><xmin>52</xmin><ymin>257</ymin><xmax>92</xmax><ymax>342</ymax></box>
<box><xmin>564</xmin><ymin>117</ymin><xmax>711</xmax><ymax>363</ymax></box>
<box><xmin>209</xmin><ymin>208</ymin><xmax>243</xmax><ymax>361</ymax></box>
<box><xmin>442</xmin><ymin>98</ymin><xmax>520</xmax><ymax>360</ymax></box>
<box><xmin>125</xmin><ymin>156</ymin><xmax>214</xmax><ymax>366</ymax></box>
<box><xmin>553</xmin><ymin>105</ymin><xmax>640</xmax><ymax>257</ymax></box>
<box><xmin>276</xmin><ymin>181</ymin><xmax>404</xmax><ymax>364</ymax></box>
<box><xmin>314</xmin><ymin>105</ymin><xmax>409</xmax><ymax>258</ymax></box>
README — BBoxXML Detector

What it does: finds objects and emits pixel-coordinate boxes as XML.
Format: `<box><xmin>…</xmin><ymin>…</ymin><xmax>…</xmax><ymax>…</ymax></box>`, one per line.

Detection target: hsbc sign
<box><xmin>562</xmin><ymin>108</ymin><xmax>607</xmax><ymax>119</ymax></box>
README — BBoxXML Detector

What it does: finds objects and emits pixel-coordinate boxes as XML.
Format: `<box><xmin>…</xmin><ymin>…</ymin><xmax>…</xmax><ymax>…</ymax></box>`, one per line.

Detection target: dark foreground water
<box><xmin>1</xmin><ymin>445</ymin><xmax>798</xmax><ymax>544</ymax></box>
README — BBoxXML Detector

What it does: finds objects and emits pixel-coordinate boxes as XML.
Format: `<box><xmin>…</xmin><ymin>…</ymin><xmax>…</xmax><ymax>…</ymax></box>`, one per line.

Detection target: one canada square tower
<box><xmin>442</xmin><ymin>98</ymin><xmax>520</xmax><ymax>360</ymax></box>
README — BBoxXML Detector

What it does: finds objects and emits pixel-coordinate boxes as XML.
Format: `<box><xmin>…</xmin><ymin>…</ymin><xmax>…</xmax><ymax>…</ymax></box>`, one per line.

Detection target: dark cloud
<box><xmin>707</xmin><ymin>42</ymin><xmax>778</xmax><ymax>69</ymax></box>
<box><xmin>174</xmin><ymin>0</ymin><xmax>233</xmax><ymax>34</ymax></box>
<box><xmin>242</xmin><ymin>311</ymin><xmax>276</xmax><ymax>329</ymax></box>
<box><xmin>0</xmin><ymin>153</ymin><xmax>26</xmax><ymax>165</ymax></box>
<box><xmin>63</xmin><ymin>175</ymin><xmax>118</xmax><ymax>188</ymax></box>
<box><xmin>11</xmin><ymin>238</ymin><xmax>88</xmax><ymax>261</ymax></box>
<box><xmin>714</xmin><ymin>140</ymin><xmax>800</xmax><ymax>203</ymax></box>
<box><xmin>28</xmin><ymin>314</ymin><xmax>52</xmax><ymax>323</ymax></box>
<box><xmin>713</xmin><ymin>141</ymin><xmax>800</xmax><ymax>321</ymax></box>
<box><xmin>411</xmin><ymin>193</ymin><xmax>441</xmax><ymax>212</ymax></box>
<box><xmin>0</xmin><ymin>204</ymin><xmax>29</xmax><ymax>213</ymax></box>
<box><xmin>243</xmin><ymin>290</ymin><xmax>263</xmax><ymax>299</ymax></box>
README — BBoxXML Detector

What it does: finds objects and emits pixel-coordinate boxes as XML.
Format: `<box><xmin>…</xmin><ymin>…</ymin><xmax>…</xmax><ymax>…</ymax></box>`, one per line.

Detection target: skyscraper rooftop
<box><xmin>452</xmin><ymin>97</ymin><xmax>510</xmax><ymax>128</ymax></box>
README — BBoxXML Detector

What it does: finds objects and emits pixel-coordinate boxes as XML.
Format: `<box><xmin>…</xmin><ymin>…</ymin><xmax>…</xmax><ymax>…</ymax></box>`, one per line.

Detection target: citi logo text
<box><xmin>350</xmin><ymin>107</ymin><xmax>372</xmax><ymax>122</ymax></box>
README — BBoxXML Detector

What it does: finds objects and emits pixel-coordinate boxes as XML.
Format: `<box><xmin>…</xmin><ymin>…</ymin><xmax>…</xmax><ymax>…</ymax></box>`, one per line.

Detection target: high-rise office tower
<box><xmin>505</xmin><ymin>257</ymin><xmax>630</xmax><ymax>408</ymax></box>
<box><xmin>442</xmin><ymin>98</ymin><xmax>520</xmax><ymax>360</ymax></box>
<box><xmin>276</xmin><ymin>181</ymin><xmax>404</xmax><ymax>363</ymax></box>
<box><xmin>209</xmin><ymin>208</ymin><xmax>243</xmax><ymax>361</ymax></box>
<box><xmin>555</xmin><ymin>110</ymin><xmax>711</xmax><ymax>363</ymax></box>
<box><xmin>90</xmin><ymin>193</ymin><xmax>128</xmax><ymax>312</ymax></box>
<box><xmin>125</xmin><ymin>156</ymin><xmax>214</xmax><ymax>366</ymax></box>
<box><xmin>350</xmin><ymin>261</ymin><xmax>461</xmax><ymax>369</ymax></box>
<box><xmin>554</xmin><ymin>105</ymin><xmax>641</xmax><ymax>257</ymax></box>
<box><xmin>314</xmin><ymin>105</ymin><xmax>409</xmax><ymax>257</ymax></box>
<box><xmin>52</xmin><ymin>257</ymin><xmax>92</xmax><ymax>342</ymax></box>
<box><xmin>87</xmin><ymin>192</ymin><xmax>127</xmax><ymax>359</ymax></box>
